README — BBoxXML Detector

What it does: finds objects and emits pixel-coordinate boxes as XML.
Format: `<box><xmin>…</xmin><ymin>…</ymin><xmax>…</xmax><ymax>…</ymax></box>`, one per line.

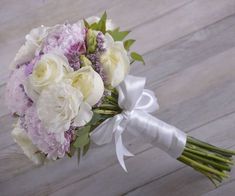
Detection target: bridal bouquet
<box><xmin>6</xmin><ymin>12</ymin><xmax>235</xmax><ymax>186</ymax></box>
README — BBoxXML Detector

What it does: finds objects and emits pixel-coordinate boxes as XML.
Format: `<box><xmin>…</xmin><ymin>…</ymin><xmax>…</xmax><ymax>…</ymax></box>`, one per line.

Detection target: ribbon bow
<box><xmin>91</xmin><ymin>75</ymin><xmax>159</xmax><ymax>171</ymax></box>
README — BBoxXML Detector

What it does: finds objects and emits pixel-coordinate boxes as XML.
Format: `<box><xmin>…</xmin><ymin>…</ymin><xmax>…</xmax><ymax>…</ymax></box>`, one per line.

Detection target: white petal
<box><xmin>86</xmin><ymin>70</ymin><xmax>104</xmax><ymax>106</ymax></box>
<box><xmin>11</xmin><ymin>120</ymin><xmax>45</xmax><ymax>165</ymax></box>
<box><xmin>73</xmin><ymin>102</ymin><xmax>93</xmax><ymax>127</ymax></box>
<box><xmin>10</xmin><ymin>42</ymin><xmax>37</xmax><ymax>70</ymax></box>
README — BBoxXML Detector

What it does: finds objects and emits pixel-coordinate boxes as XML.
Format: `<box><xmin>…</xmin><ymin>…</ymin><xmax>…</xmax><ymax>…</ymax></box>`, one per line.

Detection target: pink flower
<box><xmin>5</xmin><ymin>66</ymin><xmax>32</xmax><ymax>116</ymax></box>
<box><xmin>42</xmin><ymin>23</ymin><xmax>86</xmax><ymax>70</ymax></box>
<box><xmin>22</xmin><ymin>105</ymin><xmax>72</xmax><ymax>160</ymax></box>
<box><xmin>43</xmin><ymin>23</ymin><xmax>86</xmax><ymax>55</ymax></box>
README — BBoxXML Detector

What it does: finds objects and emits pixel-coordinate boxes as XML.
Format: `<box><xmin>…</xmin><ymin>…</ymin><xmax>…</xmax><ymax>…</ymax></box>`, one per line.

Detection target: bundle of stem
<box><xmin>178</xmin><ymin>136</ymin><xmax>235</xmax><ymax>186</ymax></box>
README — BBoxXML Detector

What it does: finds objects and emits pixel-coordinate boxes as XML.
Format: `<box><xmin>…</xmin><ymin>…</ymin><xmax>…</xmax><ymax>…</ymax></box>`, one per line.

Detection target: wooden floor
<box><xmin>1</xmin><ymin>0</ymin><xmax>235</xmax><ymax>195</ymax></box>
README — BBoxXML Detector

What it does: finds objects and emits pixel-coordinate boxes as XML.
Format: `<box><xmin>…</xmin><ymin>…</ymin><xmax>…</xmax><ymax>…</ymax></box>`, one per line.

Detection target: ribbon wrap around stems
<box><xmin>91</xmin><ymin>75</ymin><xmax>186</xmax><ymax>171</ymax></box>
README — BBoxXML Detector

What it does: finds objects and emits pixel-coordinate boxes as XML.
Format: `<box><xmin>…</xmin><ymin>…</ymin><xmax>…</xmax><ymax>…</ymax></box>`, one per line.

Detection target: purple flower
<box><xmin>87</xmin><ymin>53</ymin><xmax>106</xmax><ymax>81</ymax></box>
<box><xmin>96</xmin><ymin>32</ymin><xmax>106</xmax><ymax>52</ymax></box>
<box><xmin>22</xmin><ymin>105</ymin><xmax>72</xmax><ymax>160</ymax></box>
<box><xmin>5</xmin><ymin>66</ymin><xmax>32</xmax><ymax>116</ymax></box>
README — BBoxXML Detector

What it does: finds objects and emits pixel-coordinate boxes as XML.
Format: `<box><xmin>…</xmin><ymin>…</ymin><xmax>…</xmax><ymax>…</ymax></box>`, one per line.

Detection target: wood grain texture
<box><xmin>1</xmin><ymin>0</ymin><xmax>235</xmax><ymax>196</ymax></box>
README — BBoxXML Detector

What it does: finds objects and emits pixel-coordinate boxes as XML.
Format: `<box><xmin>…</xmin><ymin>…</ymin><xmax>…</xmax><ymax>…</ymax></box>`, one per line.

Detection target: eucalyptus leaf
<box><xmin>83</xmin><ymin>140</ymin><xmax>91</xmax><ymax>156</ymax></box>
<box><xmin>130</xmin><ymin>52</ymin><xmax>145</xmax><ymax>65</ymax></box>
<box><xmin>107</xmin><ymin>28</ymin><xmax>130</xmax><ymax>41</ymax></box>
<box><xmin>89</xmin><ymin>22</ymin><xmax>99</xmax><ymax>30</ymax></box>
<box><xmin>73</xmin><ymin>126</ymin><xmax>90</xmax><ymax>148</ymax></box>
<box><xmin>124</xmin><ymin>39</ymin><xmax>136</xmax><ymax>51</ymax></box>
<box><xmin>87</xmin><ymin>112</ymin><xmax>105</xmax><ymax>126</ymax></box>
<box><xmin>97</xmin><ymin>11</ymin><xmax>107</xmax><ymax>33</ymax></box>
<box><xmin>67</xmin><ymin>145</ymin><xmax>76</xmax><ymax>157</ymax></box>
<box><xmin>83</xmin><ymin>19</ymin><xmax>90</xmax><ymax>28</ymax></box>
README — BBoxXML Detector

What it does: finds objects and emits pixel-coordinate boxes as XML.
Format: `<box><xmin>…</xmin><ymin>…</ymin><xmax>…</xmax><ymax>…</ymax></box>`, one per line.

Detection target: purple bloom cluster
<box><xmin>42</xmin><ymin>23</ymin><xmax>86</xmax><ymax>71</ymax></box>
<box><xmin>21</xmin><ymin>105</ymin><xmax>72</xmax><ymax>160</ymax></box>
<box><xmin>96</xmin><ymin>32</ymin><xmax>106</xmax><ymax>52</ymax></box>
<box><xmin>87</xmin><ymin>53</ymin><xmax>106</xmax><ymax>81</ymax></box>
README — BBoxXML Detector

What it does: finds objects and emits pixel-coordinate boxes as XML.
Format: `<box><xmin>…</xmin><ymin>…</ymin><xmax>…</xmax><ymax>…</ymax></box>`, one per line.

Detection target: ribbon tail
<box><xmin>91</xmin><ymin>116</ymin><xmax>122</xmax><ymax>145</ymax></box>
<box><xmin>114</xmin><ymin>130</ymin><xmax>133</xmax><ymax>172</ymax></box>
<box><xmin>122</xmin><ymin>144</ymin><xmax>134</xmax><ymax>157</ymax></box>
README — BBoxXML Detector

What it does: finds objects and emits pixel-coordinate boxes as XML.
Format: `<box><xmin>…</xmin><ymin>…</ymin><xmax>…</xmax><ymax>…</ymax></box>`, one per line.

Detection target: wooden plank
<box><xmin>125</xmin><ymin>146</ymin><xmax>235</xmax><ymax>196</ymax></box>
<box><xmin>132</xmin><ymin>14</ymin><xmax>235</xmax><ymax>84</ymax></box>
<box><xmin>1</xmin><ymin>13</ymin><xmax>235</xmax><ymax>193</ymax></box>
<box><xmin>131</xmin><ymin>0</ymin><xmax>235</xmax><ymax>54</ymax></box>
<box><xmin>1</xmin><ymin>1</ymin><xmax>235</xmax><ymax>195</ymax></box>
<box><xmin>107</xmin><ymin>0</ymin><xmax>193</xmax><ymax>29</ymax></box>
<box><xmin>0</xmin><ymin>144</ymin><xmax>38</xmax><ymax>183</ymax></box>
<box><xmin>1</xmin><ymin>41</ymin><xmax>235</xmax><ymax>196</ymax></box>
<box><xmin>0</xmin><ymin>84</ymin><xmax>9</xmax><ymax>117</ymax></box>
<box><xmin>0</xmin><ymin>114</ymin><xmax>14</xmax><ymax>150</ymax></box>
<box><xmin>202</xmin><ymin>179</ymin><xmax>235</xmax><ymax>196</ymax></box>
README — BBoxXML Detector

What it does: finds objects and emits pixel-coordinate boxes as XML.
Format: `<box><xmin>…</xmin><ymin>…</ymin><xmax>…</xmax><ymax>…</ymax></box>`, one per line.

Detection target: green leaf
<box><xmin>89</xmin><ymin>22</ymin><xmax>99</xmax><ymax>30</ymax></box>
<box><xmin>83</xmin><ymin>19</ymin><xmax>90</xmax><ymax>28</ymax></box>
<box><xmin>97</xmin><ymin>11</ymin><xmax>107</xmax><ymax>33</ymax></box>
<box><xmin>107</xmin><ymin>28</ymin><xmax>130</xmax><ymax>41</ymax></box>
<box><xmin>87</xmin><ymin>113</ymin><xmax>104</xmax><ymax>126</ymax></box>
<box><xmin>130</xmin><ymin>52</ymin><xmax>145</xmax><ymax>65</ymax></box>
<box><xmin>67</xmin><ymin>145</ymin><xmax>77</xmax><ymax>157</ymax></box>
<box><xmin>73</xmin><ymin>126</ymin><xmax>90</xmax><ymax>148</ymax></box>
<box><xmin>124</xmin><ymin>39</ymin><xmax>136</xmax><ymax>51</ymax></box>
<box><xmin>83</xmin><ymin>140</ymin><xmax>90</xmax><ymax>156</ymax></box>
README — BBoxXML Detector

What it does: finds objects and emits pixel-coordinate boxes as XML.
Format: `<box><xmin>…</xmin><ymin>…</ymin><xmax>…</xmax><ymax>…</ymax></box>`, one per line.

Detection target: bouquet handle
<box><xmin>91</xmin><ymin>75</ymin><xmax>235</xmax><ymax>185</ymax></box>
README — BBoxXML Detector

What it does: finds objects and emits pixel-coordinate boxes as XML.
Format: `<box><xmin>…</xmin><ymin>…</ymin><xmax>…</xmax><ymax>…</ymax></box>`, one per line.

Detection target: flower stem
<box><xmin>177</xmin><ymin>136</ymin><xmax>235</xmax><ymax>186</ymax></box>
<box><xmin>93</xmin><ymin>109</ymin><xmax>119</xmax><ymax>115</ymax></box>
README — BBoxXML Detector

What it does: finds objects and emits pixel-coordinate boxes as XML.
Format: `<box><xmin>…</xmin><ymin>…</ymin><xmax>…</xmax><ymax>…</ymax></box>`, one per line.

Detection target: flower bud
<box><xmin>80</xmin><ymin>55</ymin><xmax>92</xmax><ymax>67</ymax></box>
<box><xmin>86</xmin><ymin>29</ymin><xmax>97</xmax><ymax>53</ymax></box>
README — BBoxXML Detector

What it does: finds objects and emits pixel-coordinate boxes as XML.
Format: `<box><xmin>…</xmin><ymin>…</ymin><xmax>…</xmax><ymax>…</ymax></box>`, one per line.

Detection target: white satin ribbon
<box><xmin>91</xmin><ymin>75</ymin><xmax>186</xmax><ymax>171</ymax></box>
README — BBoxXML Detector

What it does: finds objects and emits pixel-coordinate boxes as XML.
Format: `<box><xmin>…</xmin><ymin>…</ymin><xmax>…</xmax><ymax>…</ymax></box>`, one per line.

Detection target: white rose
<box><xmin>29</xmin><ymin>51</ymin><xmax>72</xmax><ymax>94</ymax></box>
<box><xmin>10</xmin><ymin>25</ymin><xmax>49</xmax><ymax>70</ymax></box>
<box><xmin>11</xmin><ymin>120</ymin><xmax>45</xmax><ymax>165</ymax></box>
<box><xmin>85</xmin><ymin>16</ymin><xmax>116</xmax><ymax>30</ymax></box>
<box><xmin>37</xmin><ymin>81</ymin><xmax>93</xmax><ymax>134</ymax></box>
<box><xmin>67</xmin><ymin>66</ymin><xmax>104</xmax><ymax>106</ymax></box>
<box><xmin>100</xmin><ymin>33</ymin><xmax>130</xmax><ymax>87</ymax></box>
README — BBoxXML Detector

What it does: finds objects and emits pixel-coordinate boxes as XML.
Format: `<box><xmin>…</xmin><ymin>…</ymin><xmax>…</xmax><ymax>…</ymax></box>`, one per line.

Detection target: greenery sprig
<box><xmin>83</xmin><ymin>11</ymin><xmax>145</xmax><ymax>64</ymax></box>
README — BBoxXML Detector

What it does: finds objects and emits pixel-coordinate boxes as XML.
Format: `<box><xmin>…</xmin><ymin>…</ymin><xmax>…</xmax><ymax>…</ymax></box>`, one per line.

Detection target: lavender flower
<box><xmin>96</xmin><ymin>32</ymin><xmax>106</xmax><ymax>52</ymax></box>
<box><xmin>87</xmin><ymin>53</ymin><xmax>106</xmax><ymax>81</ymax></box>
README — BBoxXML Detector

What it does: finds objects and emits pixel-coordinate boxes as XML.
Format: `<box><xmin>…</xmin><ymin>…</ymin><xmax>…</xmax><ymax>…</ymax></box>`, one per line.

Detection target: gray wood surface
<box><xmin>1</xmin><ymin>0</ymin><xmax>235</xmax><ymax>195</ymax></box>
